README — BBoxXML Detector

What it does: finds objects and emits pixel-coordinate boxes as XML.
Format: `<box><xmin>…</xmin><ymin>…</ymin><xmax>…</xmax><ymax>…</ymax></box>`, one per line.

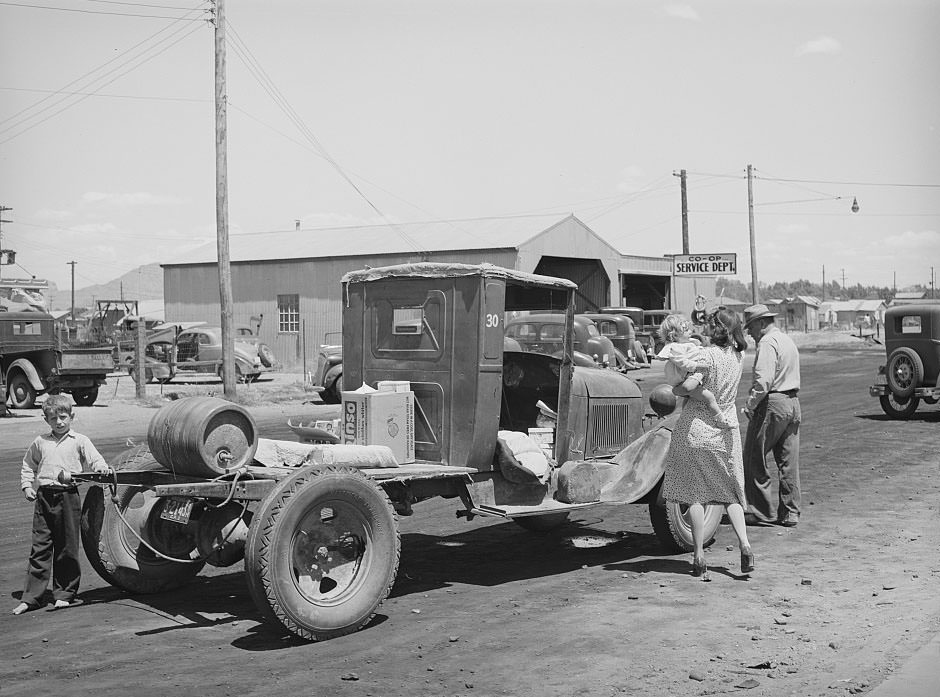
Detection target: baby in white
<box><xmin>656</xmin><ymin>314</ymin><xmax>735</xmax><ymax>429</ymax></box>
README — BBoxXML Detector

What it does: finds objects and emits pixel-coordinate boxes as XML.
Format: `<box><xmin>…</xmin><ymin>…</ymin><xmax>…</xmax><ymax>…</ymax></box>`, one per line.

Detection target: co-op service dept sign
<box><xmin>673</xmin><ymin>253</ymin><xmax>737</xmax><ymax>276</ymax></box>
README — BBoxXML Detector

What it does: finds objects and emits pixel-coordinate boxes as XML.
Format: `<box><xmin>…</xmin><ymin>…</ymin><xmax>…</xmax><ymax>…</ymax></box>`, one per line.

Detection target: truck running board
<box><xmin>460</xmin><ymin>500</ymin><xmax>602</xmax><ymax>521</ymax></box>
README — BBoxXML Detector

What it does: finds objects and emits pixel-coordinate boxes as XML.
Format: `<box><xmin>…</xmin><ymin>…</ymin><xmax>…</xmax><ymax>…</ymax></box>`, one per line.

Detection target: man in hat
<box><xmin>741</xmin><ymin>303</ymin><xmax>802</xmax><ymax>527</ymax></box>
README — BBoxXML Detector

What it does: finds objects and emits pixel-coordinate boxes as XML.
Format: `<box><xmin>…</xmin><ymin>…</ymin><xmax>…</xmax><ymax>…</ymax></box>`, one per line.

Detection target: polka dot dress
<box><xmin>662</xmin><ymin>345</ymin><xmax>747</xmax><ymax>507</ymax></box>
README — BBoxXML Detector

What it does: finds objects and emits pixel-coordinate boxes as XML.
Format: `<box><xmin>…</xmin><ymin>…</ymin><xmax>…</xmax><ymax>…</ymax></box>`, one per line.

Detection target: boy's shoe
<box><xmin>778</xmin><ymin>515</ymin><xmax>799</xmax><ymax>527</ymax></box>
<box><xmin>48</xmin><ymin>599</ymin><xmax>82</xmax><ymax>611</ymax></box>
<box><xmin>12</xmin><ymin>602</ymin><xmax>31</xmax><ymax>615</ymax></box>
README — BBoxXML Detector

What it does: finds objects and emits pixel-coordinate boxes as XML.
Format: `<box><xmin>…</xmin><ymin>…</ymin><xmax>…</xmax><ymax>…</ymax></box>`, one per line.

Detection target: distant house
<box><xmin>818</xmin><ymin>299</ymin><xmax>887</xmax><ymax>329</ymax></box>
<box><xmin>764</xmin><ymin>296</ymin><xmax>821</xmax><ymax>332</ymax></box>
<box><xmin>890</xmin><ymin>291</ymin><xmax>935</xmax><ymax>306</ymax></box>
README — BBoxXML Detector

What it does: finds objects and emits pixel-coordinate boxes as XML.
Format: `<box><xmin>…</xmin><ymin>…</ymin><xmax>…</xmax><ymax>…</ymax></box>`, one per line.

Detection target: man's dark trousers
<box><xmin>743</xmin><ymin>393</ymin><xmax>801</xmax><ymax>522</ymax></box>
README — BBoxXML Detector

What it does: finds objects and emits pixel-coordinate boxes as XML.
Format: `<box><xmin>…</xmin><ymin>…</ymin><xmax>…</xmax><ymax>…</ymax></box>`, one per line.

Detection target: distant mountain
<box><xmin>49</xmin><ymin>263</ymin><xmax>164</xmax><ymax>311</ymax></box>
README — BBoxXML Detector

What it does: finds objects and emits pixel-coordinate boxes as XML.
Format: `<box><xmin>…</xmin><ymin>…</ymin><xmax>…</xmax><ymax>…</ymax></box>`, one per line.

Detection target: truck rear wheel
<box><xmin>8</xmin><ymin>372</ymin><xmax>36</xmax><ymax>409</ymax></box>
<box><xmin>80</xmin><ymin>445</ymin><xmax>205</xmax><ymax>593</ymax></box>
<box><xmin>245</xmin><ymin>466</ymin><xmax>400</xmax><ymax>641</ymax></box>
<box><xmin>72</xmin><ymin>386</ymin><xmax>99</xmax><ymax>406</ymax></box>
<box><xmin>648</xmin><ymin>500</ymin><xmax>722</xmax><ymax>553</ymax></box>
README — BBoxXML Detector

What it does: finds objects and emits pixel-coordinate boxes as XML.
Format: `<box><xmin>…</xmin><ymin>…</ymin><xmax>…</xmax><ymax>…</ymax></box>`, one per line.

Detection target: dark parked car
<box><xmin>582</xmin><ymin>312</ymin><xmax>648</xmax><ymax>365</ymax></box>
<box><xmin>869</xmin><ymin>303</ymin><xmax>940</xmax><ymax>418</ymax></box>
<box><xmin>504</xmin><ymin>313</ymin><xmax>628</xmax><ymax>369</ymax></box>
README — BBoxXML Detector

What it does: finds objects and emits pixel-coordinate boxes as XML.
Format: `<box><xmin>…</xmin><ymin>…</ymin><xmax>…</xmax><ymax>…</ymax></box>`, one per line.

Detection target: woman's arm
<box><xmin>672</xmin><ymin>372</ymin><xmax>703</xmax><ymax>397</ymax></box>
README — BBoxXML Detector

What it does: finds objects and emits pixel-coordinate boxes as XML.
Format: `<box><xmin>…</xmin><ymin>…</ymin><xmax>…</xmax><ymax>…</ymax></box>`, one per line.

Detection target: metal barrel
<box><xmin>147</xmin><ymin>396</ymin><xmax>258</xmax><ymax>477</ymax></box>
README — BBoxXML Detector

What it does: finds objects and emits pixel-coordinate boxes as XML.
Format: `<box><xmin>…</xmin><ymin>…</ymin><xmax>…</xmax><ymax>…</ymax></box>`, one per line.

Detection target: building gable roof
<box><xmin>165</xmin><ymin>214</ymin><xmax>612</xmax><ymax>266</ymax></box>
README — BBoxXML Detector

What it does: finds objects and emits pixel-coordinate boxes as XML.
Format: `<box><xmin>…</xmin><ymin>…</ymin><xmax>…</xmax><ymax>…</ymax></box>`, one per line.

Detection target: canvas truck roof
<box><xmin>341</xmin><ymin>262</ymin><xmax>577</xmax><ymax>291</ymax></box>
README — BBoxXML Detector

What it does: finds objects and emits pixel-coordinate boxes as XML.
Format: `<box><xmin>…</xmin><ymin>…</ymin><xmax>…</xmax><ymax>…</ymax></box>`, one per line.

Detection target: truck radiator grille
<box><xmin>587</xmin><ymin>400</ymin><xmax>631</xmax><ymax>458</ymax></box>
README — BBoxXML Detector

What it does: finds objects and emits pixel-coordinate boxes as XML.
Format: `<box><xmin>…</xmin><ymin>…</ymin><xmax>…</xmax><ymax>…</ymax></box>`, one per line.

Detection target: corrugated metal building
<box><xmin>162</xmin><ymin>214</ymin><xmax>713</xmax><ymax>369</ymax></box>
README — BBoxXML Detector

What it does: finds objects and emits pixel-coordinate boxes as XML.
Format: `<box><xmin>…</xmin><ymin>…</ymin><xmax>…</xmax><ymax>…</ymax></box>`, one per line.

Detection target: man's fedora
<box><xmin>743</xmin><ymin>303</ymin><xmax>778</xmax><ymax>327</ymax></box>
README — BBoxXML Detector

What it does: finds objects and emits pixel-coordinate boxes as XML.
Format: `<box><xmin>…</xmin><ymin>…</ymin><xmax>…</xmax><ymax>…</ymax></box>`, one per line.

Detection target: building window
<box><xmin>277</xmin><ymin>294</ymin><xmax>300</xmax><ymax>333</ymax></box>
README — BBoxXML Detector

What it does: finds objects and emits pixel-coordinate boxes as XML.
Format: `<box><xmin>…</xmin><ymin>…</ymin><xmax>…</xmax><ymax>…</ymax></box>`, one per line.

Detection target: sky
<box><xmin>1</xmin><ymin>0</ymin><xmax>938</xmax><ymax>298</ymax></box>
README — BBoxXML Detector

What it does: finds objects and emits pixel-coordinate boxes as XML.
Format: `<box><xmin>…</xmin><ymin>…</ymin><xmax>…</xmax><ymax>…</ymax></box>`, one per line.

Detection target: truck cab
<box><xmin>1</xmin><ymin>311</ymin><xmax>112</xmax><ymax>407</ymax></box>
<box><xmin>341</xmin><ymin>262</ymin><xmax>646</xmax><ymax>470</ymax></box>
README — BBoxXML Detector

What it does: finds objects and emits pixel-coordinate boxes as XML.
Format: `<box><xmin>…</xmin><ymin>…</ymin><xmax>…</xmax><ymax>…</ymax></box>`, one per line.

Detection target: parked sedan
<box><xmin>126</xmin><ymin>324</ymin><xmax>274</xmax><ymax>383</ymax></box>
<box><xmin>504</xmin><ymin>313</ymin><xmax>629</xmax><ymax>370</ymax></box>
<box><xmin>174</xmin><ymin>326</ymin><xmax>272</xmax><ymax>382</ymax></box>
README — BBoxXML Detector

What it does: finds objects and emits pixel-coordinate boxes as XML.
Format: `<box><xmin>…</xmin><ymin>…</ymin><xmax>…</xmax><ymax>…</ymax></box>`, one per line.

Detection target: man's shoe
<box><xmin>778</xmin><ymin>516</ymin><xmax>799</xmax><ymax>528</ymax></box>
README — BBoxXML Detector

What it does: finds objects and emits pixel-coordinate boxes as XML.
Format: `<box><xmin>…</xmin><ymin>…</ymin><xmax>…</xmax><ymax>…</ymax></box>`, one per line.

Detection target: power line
<box><xmin>225</xmin><ymin>20</ymin><xmax>425</xmax><ymax>254</ymax></box>
<box><xmin>0</xmin><ymin>86</ymin><xmax>208</xmax><ymax>103</ymax></box>
<box><xmin>0</xmin><ymin>23</ymin><xmax>204</xmax><ymax>143</ymax></box>
<box><xmin>0</xmin><ymin>0</ymin><xmax>207</xmax><ymax>19</ymax></box>
<box><xmin>755</xmin><ymin>174</ymin><xmax>940</xmax><ymax>189</ymax></box>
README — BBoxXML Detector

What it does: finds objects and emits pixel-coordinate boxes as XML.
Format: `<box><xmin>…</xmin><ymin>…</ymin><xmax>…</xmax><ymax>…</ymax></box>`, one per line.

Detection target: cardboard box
<box><xmin>342</xmin><ymin>390</ymin><xmax>415</xmax><ymax>464</ymax></box>
<box><xmin>527</xmin><ymin>427</ymin><xmax>554</xmax><ymax>446</ymax></box>
<box><xmin>377</xmin><ymin>380</ymin><xmax>411</xmax><ymax>393</ymax></box>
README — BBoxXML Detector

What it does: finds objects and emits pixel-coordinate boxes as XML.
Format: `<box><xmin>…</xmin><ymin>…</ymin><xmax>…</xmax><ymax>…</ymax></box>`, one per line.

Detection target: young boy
<box><xmin>656</xmin><ymin>313</ymin><xmax>735</xmax><ymax>429</ymax></box>
<box><xmin>12</xmin><ymin>394</ymin><xmax>109</xmax><ymax>615</ymax></box>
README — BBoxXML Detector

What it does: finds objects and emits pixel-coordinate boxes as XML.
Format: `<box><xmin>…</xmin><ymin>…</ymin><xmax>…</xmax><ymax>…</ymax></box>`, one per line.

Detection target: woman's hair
<box><xmin>658</xmin><ymin>314</ymin><xmax>693</xmax><ymax>344</ymax></box>
<box><xmin>707</xmin><ymin>308</ymin><xmax>747</xmax><ymax>352</ymax></box>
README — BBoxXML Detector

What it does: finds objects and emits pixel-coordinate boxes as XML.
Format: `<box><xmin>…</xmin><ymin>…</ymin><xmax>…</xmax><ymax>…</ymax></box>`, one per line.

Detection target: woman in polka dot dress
<box><xmin>663</xmin><ymin>308</ymin><xmax>754</xmax><ymax>581</ymax></box>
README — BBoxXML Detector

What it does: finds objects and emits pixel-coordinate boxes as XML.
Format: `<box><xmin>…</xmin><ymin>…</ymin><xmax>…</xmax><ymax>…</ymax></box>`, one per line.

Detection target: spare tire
<box><xmin>258</xmin><ymin>343</ymin><xmax>276</xmax><ymax>368</ymax></box>
<box><xmin>886</xmin><ymin>347</ymin><xmax>923</xmax><ymax>399</ymax></box>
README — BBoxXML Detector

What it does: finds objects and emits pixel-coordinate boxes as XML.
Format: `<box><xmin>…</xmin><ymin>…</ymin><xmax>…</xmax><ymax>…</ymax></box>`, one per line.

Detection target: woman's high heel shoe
<box><xmin>741</xmin><ymin>548</ymin><xmax>755</xmax><ymax>574</ymax></box>
<box><xmin>692</xmin><ymin>557</ymin><xmax>710</xmax><ymax>581</ymax></box>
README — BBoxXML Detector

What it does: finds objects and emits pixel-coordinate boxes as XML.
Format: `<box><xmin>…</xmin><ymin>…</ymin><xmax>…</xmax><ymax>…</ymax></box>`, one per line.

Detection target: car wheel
<box><xmin>258</xmin><ymin>343</ymin><xmax>276</xmax><ymax>368</ymax></box>
<box><xmin>886</xmin><ymin>348</ymin><xmax>923</xmax><ymax>399</ymax></box>
<box><xmin>72</xmin><ymin>387</ymin><xmax>98</xmax><ymax>407</ymax></box>
<box><xmin>879</xmin><ymin>393</ymin><xmax>920</xmax><ymax>419</ymax></box>
<box><xmin>8</xmin><ymin>372</ymin><xmax>37</xmax><ymax>409</ymax></box>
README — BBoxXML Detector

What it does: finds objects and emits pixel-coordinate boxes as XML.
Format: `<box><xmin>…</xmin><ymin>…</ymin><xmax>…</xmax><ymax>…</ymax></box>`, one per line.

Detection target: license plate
<box><xmin>160</xmin><ymin>497</ymin><xmax>194</xmax><ymax>524</ymax></box>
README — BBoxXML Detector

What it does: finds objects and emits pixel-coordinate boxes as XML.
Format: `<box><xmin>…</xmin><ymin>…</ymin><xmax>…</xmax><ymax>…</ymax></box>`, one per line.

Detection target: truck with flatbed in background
<box><xmin>76</xmin><ymin>262</ymin><xmax>723</xmax><ymax>641</ymax></box>
<box><xmin>1</xmin><ymin>310</ymin><xmax>113</xmax><ymax>408</ymax></box>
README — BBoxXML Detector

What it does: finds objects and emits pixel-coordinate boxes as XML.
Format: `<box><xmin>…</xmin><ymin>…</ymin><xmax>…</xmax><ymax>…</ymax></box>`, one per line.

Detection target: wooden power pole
<box><xmin>679</xmin><ymin>169</ymin><xmax>689</xmax><ymax>255</ymax></box>
<box><xmin>747</xmin><ymin>164</ymin><xmax>759</xmax><ymax>304</ymax></box>
<box><xmin>215</xmin><ymin>0</ymin><xmax>236</xmax><ymax>399</ymax></box>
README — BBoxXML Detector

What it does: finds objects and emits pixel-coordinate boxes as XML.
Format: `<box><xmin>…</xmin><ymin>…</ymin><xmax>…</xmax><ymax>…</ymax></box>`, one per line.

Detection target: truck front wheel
<box><xmin>80</xmin><ymin>445</ymin><xmax>205</xmax><ymax>593</ymax></box>
<box><xmin>72</xmin><ymin>386</ymin><xmax>99</xmax><ymax>406</ymax></box>
<box><xmin>648</xmin><ymin>500</ymin><xmax>722</xmax><ymax>553</ymax></box>
<box><xmin>245</xmin><ymin>466</ymin><xmax>400</xmax><ymax>641</ymax></box>
<box><xmin>7</xmin><ymin>372</ymin><xmax>36</xmax><ymax>409</ymax></box>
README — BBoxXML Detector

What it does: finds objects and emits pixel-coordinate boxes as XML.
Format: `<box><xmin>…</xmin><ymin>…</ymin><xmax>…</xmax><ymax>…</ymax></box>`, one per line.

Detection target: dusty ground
<box><xmin>0</xmin><ymin>335</ymin><xmax>938</xmax><ymax>697</ymax></box>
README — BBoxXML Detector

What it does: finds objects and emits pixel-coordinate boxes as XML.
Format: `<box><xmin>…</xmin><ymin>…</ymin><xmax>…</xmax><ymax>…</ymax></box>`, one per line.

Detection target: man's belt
<box><xmin>769</xmin><ymin>389</ymin><xmax>799</xmax><ymax>397</ymax></box>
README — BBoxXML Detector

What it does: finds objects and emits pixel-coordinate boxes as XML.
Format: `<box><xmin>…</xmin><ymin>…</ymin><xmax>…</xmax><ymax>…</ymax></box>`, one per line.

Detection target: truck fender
<box><xmin>597</xmin><ymin>422</ymin><xmax>673</xmax><ymax>504</ymax></box>
<box><xmin>7</xmin><ymin>358</ymin><xmax>46</xmax><ymax>391</ymax></box>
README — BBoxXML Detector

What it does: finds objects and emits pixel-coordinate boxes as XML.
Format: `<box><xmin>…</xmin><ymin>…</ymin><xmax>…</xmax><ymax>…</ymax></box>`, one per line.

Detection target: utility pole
<box><xmin>746</xmin><ymin>164</ymin><xmax>759</xmax><ymax>304</ymax></box>
<box><xmin>932</xmin><ymin>266</ymin><xmax>936</xmax><ymax>299</ymax></box>
<box><xmin>822</xmin><ymin>265</ymin><xmax>825</xmax><ymax>302</ymax></box>
<box><xmin>0</xmin><ymin>205</ymin><xmax>12</xmax><ymax>284</ymax></box>
<box><xmin>68</xmin><ymin>261</ymin><xmax>77</xmax><ymax>321</ymax></box>
<box><xmin>841</xmin><ymin>268</ymin><xmax>846</xmax><ymax>296</ymax></box>
<box><xmin>676</xmin><ymin>169</ymin><xmax>689</xmax><ymax>254</ymax></box>
<box><xmin>214</xmin><ymin>0</ymin><xmax>236</xmax><ymax>399</ymax></box>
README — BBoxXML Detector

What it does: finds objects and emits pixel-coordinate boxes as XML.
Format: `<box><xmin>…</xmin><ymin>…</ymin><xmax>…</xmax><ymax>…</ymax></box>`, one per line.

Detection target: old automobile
<box><xmin>504</xmin><ymin>313</ymin><xmax>629</xmax><ymax>369</ymax></box>
<box><xmin>129</xmin><ymin>324</ymin><xmax>274</xmax><ymax>383</ymax></box>
<box><xmin>869</xmin><ymin>303</ymin><xmax>940</xmax><ymax>418</ymax></box>
<box><xmin>582</xmin><ymin>311</ymin><xmax>647</xmax><ymax>365</ymax></box>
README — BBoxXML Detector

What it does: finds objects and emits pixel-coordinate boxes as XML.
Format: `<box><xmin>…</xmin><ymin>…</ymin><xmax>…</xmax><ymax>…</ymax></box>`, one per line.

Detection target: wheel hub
<box><xmin>291</xmin><ymin>503</ymin><xmax>368</xmax><ymax>601</ymax></box>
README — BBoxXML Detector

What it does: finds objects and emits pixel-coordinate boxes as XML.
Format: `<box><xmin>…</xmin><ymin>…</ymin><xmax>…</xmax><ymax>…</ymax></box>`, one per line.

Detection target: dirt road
<box><xmin>1</xmin><ymin>349</ymin><xmax>938</xmax><ymax>697</ymax></box>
